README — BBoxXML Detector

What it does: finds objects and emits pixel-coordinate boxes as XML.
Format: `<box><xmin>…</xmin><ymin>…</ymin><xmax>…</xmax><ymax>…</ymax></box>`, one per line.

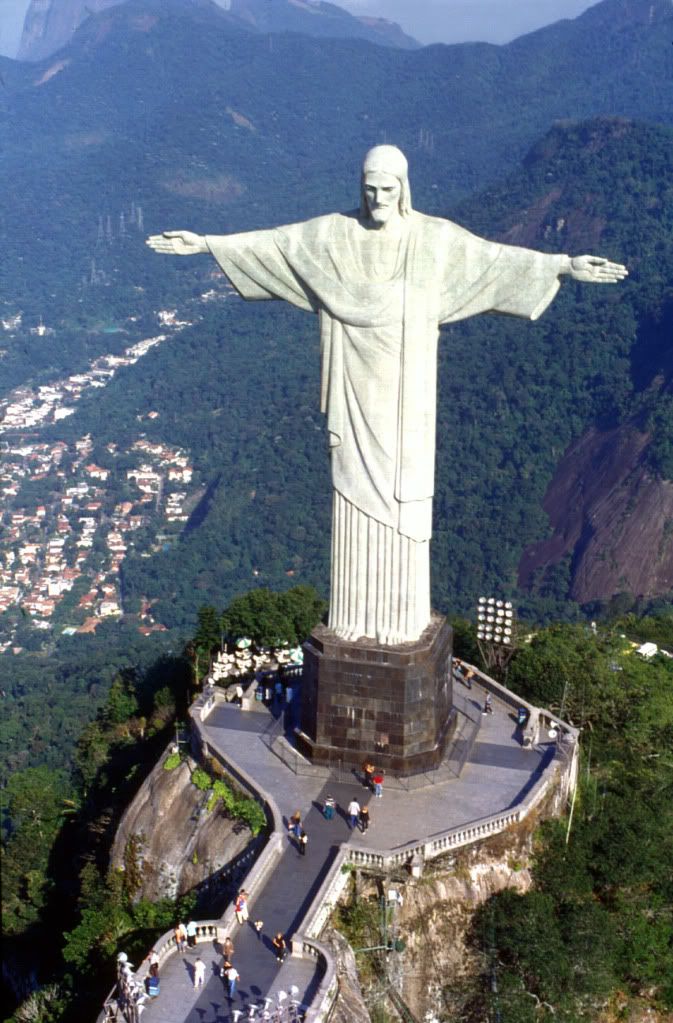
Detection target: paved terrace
<box><xmin>128</xmin><ymin>676</ymin><xmax>565</xmax><ymax>1023</ymax></box>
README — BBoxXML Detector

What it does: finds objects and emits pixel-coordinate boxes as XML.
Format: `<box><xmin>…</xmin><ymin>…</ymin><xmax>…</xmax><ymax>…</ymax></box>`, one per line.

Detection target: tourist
<box><xmin>234</xmin><ymin>890</ymin><xmax>249</xmax><ymax>925</ymax></box>
<box><xmin>359</xmin><ymin>805</ymin><xmax>370</xmax><ymax>833</ymax></box>
<box><xmin>193</xmin><ymin>957</ymin><xmax>206</xmax><ymax>989</ymax></box>
<box><xmin>272</xmin><ymin>932</ymin><xmax>288</xmax><ymax>962</ymax></box>
<box><xmin>254</xmin><ymin>919</ymin><xmax>264</xmax><ymax>939</ymax></box>
<box><xmin>362</xmin><ymin>759</ymin><xmax>375</xmax><ymax>790</ymax></box>
<box><xmin>175</xmin><ymin>922</ymin><xmax>187</xmax><ymax>954</ymax></box>
<box><xmin>347</xmin><ymin>797</ymin><xmax>361</xmax><ymax>828</ymax></box>
<box><xmin>222</xmin><ymin>935</ymin><xmax>234</xmax><ymax>960</ymax></box>
<box><xmin>225</xmin><ymin>963</ymin><xmax>240</xmax><ymax>998</ymax></box>
<box><xmin>483</xmin><ymin>694</ymin><xmax>493</xmax><ymax>715</ymax></box>
<box><xmin>146</xmin><ymin>966</ymin><xmax>160</xmax><ymax>997</ymax></box>
<box><xmin>289</xmin><ymin>810</ymin><xmax>302</xmax><ymax>838</ymax></box>
<box><xmin>463</xmin><ymin>667</ymin><xmax>474</xmax><ymax>689</ymax></box>
<box><xmin>186</xmin><ymin>920</ymin><xmax>198</xmax><ymax>948</ymax></box>
<box><xmin>372</xmin><ymin>772</ymin><xmax>384</xmax><ymax>798</ymax></box>
<box><xmin>298</xmin><ymin>828</ymin><xmax>308</xmax><ymax>855</ymax></box>
<box><xmin>323</xmin><ymin>795</ymin><xmax>336</xmax><ymax>820</ymax></box>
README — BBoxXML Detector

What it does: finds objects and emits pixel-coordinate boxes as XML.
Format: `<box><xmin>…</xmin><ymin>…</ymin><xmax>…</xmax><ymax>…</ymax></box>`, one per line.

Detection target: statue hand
<box><xmin>568</xmin><ymin>255</ymin><xmax>628</xmax><ymax>284</ymax></box>
<box><xmin>145</xmin><ymin>230</ymin><xmax>209</xmax><ymax>256</ymax></box>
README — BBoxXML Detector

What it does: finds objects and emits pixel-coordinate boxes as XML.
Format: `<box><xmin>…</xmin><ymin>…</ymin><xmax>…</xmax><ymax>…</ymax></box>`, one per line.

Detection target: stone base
<box><xmin>297</xmin><ymin>614</ymin><xmax>455</xmax><ymax>775</ymax></box>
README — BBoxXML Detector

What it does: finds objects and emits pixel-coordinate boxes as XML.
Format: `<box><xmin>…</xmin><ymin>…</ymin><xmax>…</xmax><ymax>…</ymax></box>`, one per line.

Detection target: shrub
<box><xmin>190</xmin><ymin>768</ymin><xmax>212</xmax><ymax>791</ymax></box>
<box><xmin>207</xmin><ymin>778</ymin><xmax>236</xmax><ymax>813</ymax></box>
<box><xmin>163</xmin><ymin>752</ymin><xmax>181</xmax><ymax>771</ymax></box>
<box><xmin>233</xmin><ymin>797</ymin><xmax>266</xmax><ymax>836</ymax></box>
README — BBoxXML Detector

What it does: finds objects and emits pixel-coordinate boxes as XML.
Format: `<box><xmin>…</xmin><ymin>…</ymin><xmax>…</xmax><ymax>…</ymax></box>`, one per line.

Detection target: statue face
<box><xmin>363</xmin><ymin>171</ymin><xmax>402</xmax><ymax>225</ymax></box>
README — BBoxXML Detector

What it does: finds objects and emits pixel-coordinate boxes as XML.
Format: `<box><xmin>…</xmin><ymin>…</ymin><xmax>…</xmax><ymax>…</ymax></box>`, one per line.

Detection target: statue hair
<box><xmin>360</xmin><ymin>145</ymin><xmax>413</xmax><ymax>219</ymax></box>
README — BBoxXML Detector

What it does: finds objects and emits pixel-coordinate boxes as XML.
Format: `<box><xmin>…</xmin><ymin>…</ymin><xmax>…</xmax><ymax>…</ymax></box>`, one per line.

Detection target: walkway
<box><xmin>139</xmin><ymin>679</ymin><xmax>553</xmax><ymax>1022</ymax></box>
<box><xmin>204</xmin><ymin>685</ymin><xmax>550</xmax><ymax>850</ymax></box>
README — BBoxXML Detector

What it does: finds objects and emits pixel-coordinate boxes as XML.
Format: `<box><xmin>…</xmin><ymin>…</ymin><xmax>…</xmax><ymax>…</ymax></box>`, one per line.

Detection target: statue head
<box><xmin>360</xmin><ymin>145</ymin><xmax>412</xmax><ymax>224</ymax></box>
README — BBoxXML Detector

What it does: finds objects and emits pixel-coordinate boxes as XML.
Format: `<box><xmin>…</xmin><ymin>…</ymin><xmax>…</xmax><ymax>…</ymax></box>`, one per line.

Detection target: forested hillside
<box><xmin>2</xmin><ymin>0</ymin><xmax>672</xmax><ymax>634</ymax></box>
<box><xmin>3</xmin><ymin>611</ymin><xmax>672</xmax><ymax>1022</ymax></box>
<box><xmin>464</xmin><ymin>616</ymin><xmax>673</xmax><ymax>1022</ymax></box>
<box><xmin>2</xmin><ymin>0</ymin><xmax>673</xmax><ymax>348</ymax></box>
<box><xmin>24</xmin><ymin>116</ymin><xmax>670</xmax><ymax>632</ymax></box>
<box><xmin>2</xmin><ymin>116</ymin><xmax>672</xmax><ymax>794</ymax></box>
<box><xmin>2</xmin><ymin>4</ymin><xmax>673</xmax><ymax>1020</ymax></box>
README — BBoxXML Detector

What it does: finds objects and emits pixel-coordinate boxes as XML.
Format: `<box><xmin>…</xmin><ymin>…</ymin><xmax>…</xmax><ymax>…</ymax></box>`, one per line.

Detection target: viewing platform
<box><xmin>102</xmin><ymin>665</ymin><xmax>578</xmax><ymax>1023</ymax></box>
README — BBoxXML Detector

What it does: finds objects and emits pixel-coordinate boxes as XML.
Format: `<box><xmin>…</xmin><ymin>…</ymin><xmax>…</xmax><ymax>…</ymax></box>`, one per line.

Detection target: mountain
<box><xmin>3</xmin><ymin>0</ymin><xmax>673</xmax><ymax>623</ymax></box>
<box><xmin>18</xmin><ymin>0</ymin><xmax>124</xmax><ymax>62</ymax></box>
<box><xmin>446</xmin><ymin>116</ymin><xmax>673</xmax><ymax>613</ymax></box>
<box><xmin>13</xmin><ymin>116</ymin><xmax>669</xmax><ymax>631</ymax></box>
<box><xmin>3</xmin><ymin>0</ymin><xmax>673</xmax><ymax>334</ymax></box>
<box><xmin>519</xmin><ymin>423</ymin><xmax>673</xmax><ymax>604</ymax></box>
<box><xmin>16</xmin><ymin>0</ymin><xmax>417</xmax><ymax>62</ymax></box>
<box><xmin>220</xmin><ymin>0</ymin><xmax>417</xmax><ymax>48</ymax></box>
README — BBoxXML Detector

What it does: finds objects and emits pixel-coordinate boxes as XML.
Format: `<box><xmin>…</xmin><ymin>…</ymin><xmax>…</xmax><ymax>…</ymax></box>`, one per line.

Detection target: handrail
<box><xmin>100</xmin><ymin>666</ymin><xmax>576</xmax><ymax>1023</ymax></box>
<box><xmin>456</xmin><ymin>661</ymin><xmax>580</xmax><ymax>742</ymax></box>
<box><xmin>98</xmin><ymin>922</ymin><xmax>222</xmax><ymax>1023</ymax></box>
<box><xmin>340</xmin><ymin>766</ymin><xmax>557</xmax><ymax>872</ymax></box>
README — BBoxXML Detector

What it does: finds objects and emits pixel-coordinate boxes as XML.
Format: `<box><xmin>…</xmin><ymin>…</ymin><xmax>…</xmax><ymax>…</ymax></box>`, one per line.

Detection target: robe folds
<box><xmin>206</xmin><ymin>211</ymin><xmax>566</xmax><ymax>644</ymax></box>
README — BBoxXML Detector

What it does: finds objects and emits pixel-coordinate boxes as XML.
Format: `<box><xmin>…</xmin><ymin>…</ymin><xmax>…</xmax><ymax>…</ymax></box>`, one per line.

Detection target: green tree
<box><xmin>279</xmin><ymin>585</ymin><xmax>326</xmax><ymax>643</ymax></box>
<box><xmin>104</xmin><ymin>674</ymin><xmax>139</xmax><ymax>726</ymax></box>
<box><xmin>1</xmin><ymin>767</ymin><xmax>75</xmax><ymax>935</ymax></box>
<box><xmin>62</xmin><ymin>903</ymin><xmax>133</xmax><ymax>972</ymax></box>
<box><xmin>222</xmin><ymin>589</ymin><xmax>295</xmax><ymax>647</ymax></box>
<box><xmin>194</xmin><ymin>605</ymin><xmax>221</xmax><ymax>656</ymax></box>
<box><xmin>74</xmin><ymin>722</ymin><xmax>112</xmax><ymax>792</ymax></box>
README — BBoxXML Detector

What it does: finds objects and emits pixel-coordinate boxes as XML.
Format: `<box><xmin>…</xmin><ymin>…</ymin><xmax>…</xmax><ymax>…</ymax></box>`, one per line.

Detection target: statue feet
<box><xmin>332</xmin><ymin>625</ymin><xmax>361</xmax><ymax>643</ymax></box>
<box><xmin>330</xmin><ymin>624</ymin><xmax>418</xmax><ymax>647</ymax></box>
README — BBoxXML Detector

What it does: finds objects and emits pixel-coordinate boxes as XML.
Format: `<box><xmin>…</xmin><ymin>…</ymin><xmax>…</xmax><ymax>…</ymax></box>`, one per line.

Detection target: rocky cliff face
<box><xmin>398</xmin><ymin>853</ymin><xmax>533</xmax><ymax>1021</ymax></box>
<box><xmin>227</xmin><ymin>0</ymin><xmax>418</xmax><ymax>48</ymax></box>
<box><xmin>110</xmin><ymin>755</ymin><xmax>252</xmax><ymax>901</ymax></box>
<box><xmin>16</xmin><ymin>0</ymin><xmax>417</xmax><ymax>62</ymax></box>
<box><xmin>18</xmin><ymin>0</ymin><xmax>123</xmax><ymax>61</ymax></box>
<box><xmin>331</xmin><ymin>838</ymin><xmax>534</xmax><ymax>1023</ymax></box>
<box><xmin>519</xmin><ymin>424</ymin><xmax>673</xmax><ymax>604</ymax></box>
<box><xmin>324</xmin><ymin>928</ymin><xmax>373</xmax><ymax>1023</ymax></box>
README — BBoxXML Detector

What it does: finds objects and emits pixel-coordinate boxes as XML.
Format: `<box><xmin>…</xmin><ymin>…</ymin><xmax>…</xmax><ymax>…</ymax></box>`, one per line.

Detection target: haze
<box><xmin>0</xmin><ymin>0</ymin><xmax>602</xmax><ymax>58</ymax></box>
<box><xmin>338</xmin><ymin>0</ymin><xmax>601</xmax><ymax>45</ymax></box>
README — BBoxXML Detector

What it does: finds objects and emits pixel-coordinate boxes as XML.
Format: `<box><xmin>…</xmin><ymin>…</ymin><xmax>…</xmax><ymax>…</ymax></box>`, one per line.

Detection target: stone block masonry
<box><xmin>298</xmin><ymin>615</ymin><xmax>455</xmax><ymax>774</ymax></box>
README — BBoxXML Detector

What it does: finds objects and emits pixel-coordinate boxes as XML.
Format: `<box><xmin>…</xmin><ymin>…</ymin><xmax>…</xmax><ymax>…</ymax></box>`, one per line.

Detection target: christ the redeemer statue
<box><xmin>147</xmin><ymin>145</ymin><xmax>627</xmax><ymax>647</ymax></box>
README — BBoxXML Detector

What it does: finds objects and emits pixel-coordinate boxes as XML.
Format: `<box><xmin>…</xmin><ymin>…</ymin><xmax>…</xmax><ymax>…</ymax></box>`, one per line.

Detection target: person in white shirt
<box><xmin>347</xmin><ymin>798</ymin><xmax>361</xmax><ymax>828</ymax></box>
<box><xmin>193</xmin><ymin>957</ymin><xmax>206</xmax><ymax>989</ymax></box>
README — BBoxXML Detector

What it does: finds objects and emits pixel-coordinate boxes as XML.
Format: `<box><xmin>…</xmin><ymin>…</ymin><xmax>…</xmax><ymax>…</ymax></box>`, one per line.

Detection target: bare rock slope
<box><xmin>519</xmin><ymin>424</ymin><xmax>673</xmax><ymax>604</ymax></box>
<box><xmin>110</xmin><ymin>755</ymin><xmax>251</xmax><ymax>901</ymax></box>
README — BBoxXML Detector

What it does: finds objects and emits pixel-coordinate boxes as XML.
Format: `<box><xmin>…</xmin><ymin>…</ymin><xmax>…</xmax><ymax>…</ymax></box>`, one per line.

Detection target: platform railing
<box><xmin>100</xmin><ymin>664</ymin><xmax>577</xmax><ymax>1023</ymax></box>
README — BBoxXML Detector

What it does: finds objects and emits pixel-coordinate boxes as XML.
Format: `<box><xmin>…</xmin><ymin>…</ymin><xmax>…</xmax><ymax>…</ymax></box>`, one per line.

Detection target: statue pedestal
<box><xmin>297</xmin><ymin>615</ymin><xmax>455</xmax><ymax>775</ymax></box>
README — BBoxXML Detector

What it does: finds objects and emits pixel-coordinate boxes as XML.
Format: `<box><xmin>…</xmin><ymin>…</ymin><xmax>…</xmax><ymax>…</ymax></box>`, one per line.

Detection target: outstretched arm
<box><xmin>560</xmin><ymin>255</ymin><xmax>628</xmax><ymax>284</ymax></box>
<box><xmin>146</xmin><ymin>223</ymin><xmax>318</xmax><ymax>312</ymax></box>
<box><xmin>146</xmin><ymin>230</ymin><xmax>209</xmax><ymax>256</ymax></box>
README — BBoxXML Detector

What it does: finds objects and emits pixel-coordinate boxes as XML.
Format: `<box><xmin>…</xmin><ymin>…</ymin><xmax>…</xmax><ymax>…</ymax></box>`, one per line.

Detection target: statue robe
<box><xmin>206</xmin><ymin>211</ymin><xmax>566</xmax><ymax>644</ymax></box>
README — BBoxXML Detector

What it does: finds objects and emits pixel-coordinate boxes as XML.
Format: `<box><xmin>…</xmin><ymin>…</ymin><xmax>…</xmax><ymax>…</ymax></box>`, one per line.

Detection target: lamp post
<box><xmin>476</xmin><ymin>597</ymin><xmax>517</xmax><ymax>680</ymax></box>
